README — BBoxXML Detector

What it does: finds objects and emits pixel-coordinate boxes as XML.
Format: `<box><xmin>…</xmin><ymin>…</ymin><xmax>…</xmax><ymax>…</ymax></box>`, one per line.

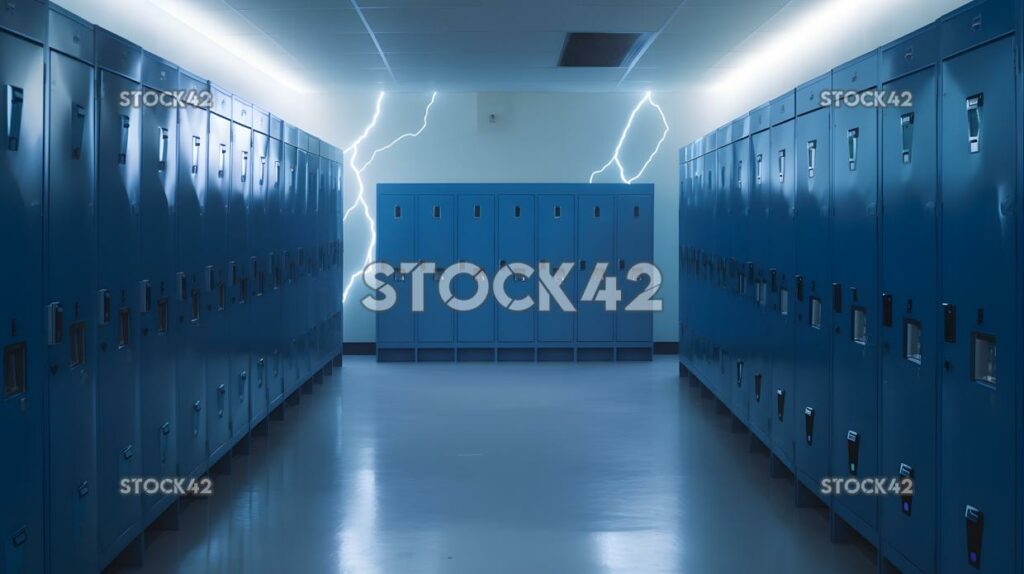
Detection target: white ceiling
<box><xmin>139</xmin><ymin>0</ymin><xmax>967</xmax><ymax>93</ymax></box>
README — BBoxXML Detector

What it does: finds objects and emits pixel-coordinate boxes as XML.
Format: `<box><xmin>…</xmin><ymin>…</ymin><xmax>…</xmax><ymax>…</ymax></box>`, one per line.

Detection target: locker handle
<box><xmin>966</xmin><ymin>94</ymin><xmax>983</xmax><ymax>154</ymax></box>
<box><xmin>193</xmin><ymin>400</ymin><xmax>202</xmax><ymax>412</ymax></box>
<box><xmin>274</xmin><ymin>160</ymin><xmax>281</xmax><ymax>186</ymax></box>
<box><xmin>882</xmin><ymin>293</ymin><xmax>893</xmax><ymax>327</ymax></box>
<box><xmin>735</xmin><ymin>160</ymin><xmax>742</xmax><ymax>187</ymax></box>
<box><xmin>11</xmin><ymin>526</ymin><xmax>26</xmax><ymax>547</ymax></box>
<box><xmin>191</xmin><ymin>136</ymin><xmax>201</xmax><ymax>174</ymax></box>
<box><xmin>241</xmin><ymin>150</ymin><xmax>249</xmax><ymax>183</ymax></box>
<box><xmin>121</xmin><ymin>444</ymin><xmax>134</xmax><ymax>460</ymax></box>
<box><xmin>777</xmin><ymin>149</ymin><xmax>785</xmax><ymax>183</ymax></box>
<box><xmin>847</xmin><ymin>128</ymin><xmax>858</xmax><ymax>171</ymax></box>
<box><xmin>579</xmin><ymin>260</ymin><xmax>587</xmax><ymax>271</ymax></box>
<box><xmin>160</xmin><ymin>422</ymin><xmax>170</xmax><ymax>463</ymax></box>
<box><xmin>239</xmin><ymin>371</ymin><xmax>247</xmax><ymax>402</ymax></box>
<box><xmin>965</xmin><ymin>505</ymin><xmax>984</xmax><ymax>567</ymax></box>
<box><xmin>259</xmin><ymin>155</ymin><xmax>267</xmax><ymax>186</ymax></box>
<box><xmin>755</xmin><ymin>154</ymin><xmax>762</xmax><ymax>184</ymax></box>
<box><xmin>806</xmin><ymin>140</ymin><xmax>816</xmax><ymax>179</ymax></box>
<box><xmin>48</xmin><ymin>302</ymin><xmax>64</xmax><ymax>346</ymax></box>
<box><xmin>157</xmin><ymin>127</ymin><xmax>169</xmax><ymax>171</ymax></box>
<box><xmin>217</xmin><ymin>384</ymin><xmax>226</xmax><ymax>417</ymax></box>
<box><xmin>942</xmin><ymin>303</ymin><xmax>956</xmax><ymax>343</ymax></box>
<box><xmin>99</xmin><ymin>289</ymin><xmax>111</xmax><ymax>325</ymax></box>
<box><xmin>117</xmin><ymin>114</ymin><xmax>130</xmax><ymax>164</ymax></box>
<box><xmin>218</xmin><ymin>144</ymin><xmax>227</xmax><ymax>178</ymax></box>
<box><xmin>71</xmin><ymin>102</ymin><xmax>86</xmax><ymax>159</ymax></box>
<box><xmin>5</xmin><ymin>84</ymin><xmax>23</xmax><ymax>151</ymax></box>
<box><xmin>619</xmin><ymin>259</ymin><xmax>626</xmax><ymax>271</ymax></box>
<box><xmin>832</xmin><ymin>283</ymin><xmax>842</xmax><ymax>313</ymax></box>
<box><xmin>900</xmin><ymin>112</ymin><xmax>914</xmax><ymax>164</ymax></box>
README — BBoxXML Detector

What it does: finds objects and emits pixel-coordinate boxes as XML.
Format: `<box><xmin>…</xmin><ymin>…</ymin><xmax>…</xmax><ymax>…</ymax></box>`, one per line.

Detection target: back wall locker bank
<box><xmin>375</xmin><ymin>183</ymin><xmax>655</xmax><ymax>363</ymax></box>
<box><xmin>677</xmin><ymin>0</ymin><xmax>1022</xmax><ymax>572</ymax></box>
<box><xmin>0</xmin><ymin>2</ymin><xmax>346</xmax><ymax>572</ymax></box>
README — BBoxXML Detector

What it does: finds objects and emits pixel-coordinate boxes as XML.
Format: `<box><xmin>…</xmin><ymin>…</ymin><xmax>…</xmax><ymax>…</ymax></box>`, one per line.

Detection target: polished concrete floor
<box><xmin>133</xmin><ymin>357</ymin><xmax>875</xmax><ymax>574</ymax></box>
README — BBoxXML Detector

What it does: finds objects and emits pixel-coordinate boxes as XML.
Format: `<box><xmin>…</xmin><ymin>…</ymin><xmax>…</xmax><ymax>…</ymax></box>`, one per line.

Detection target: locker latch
<box><xmin>847</xmin><ymin>128</ymin><xmax>859</xmax><ymax>171</ymax></box>
<box><xmin>900</xmin><ymin>112</ymin><xmax>914</xmax><ymax>164</ymax></box>
<box><xmin>118</xmin><ymin>114</ymin><xmax>130</xmax><ymax>164</ymax></box>
<box><xmin>755</xmin><ymin>153</ymin><xmax>763</xmax><ymax>183</ymax></box>
<box><xmin>776</xmin><ymin>389</ymin><xmax>785</xmax><ymax>421</ymax></box>
<box><xmin>882</xmin><ymin>293</ymin><xmax>893</xmax><ymax>327</ymax></box>
<box><xmin>806</xmin><ymin>140</ymin><xmax>816</xmax><ymax>179</ymax></box>
<box><xmin>735</xmin><ymin>360</ymin><xmax>743</xmax><ymax>388</ymax></box>
<box><xmin>965</xmin><ymin>505</ymin><xmax>984</xmax><ymax>568</ymax></box>
<box><xmin>832</xmin><ymin>283</ymin><xmax>842</xmax><ymax>313</ymax></box>
<box><xmin>11</xmin><ymin>526</ymin><xmax>26</xmax><ymax>548</ymax></box>
<box><xmin>157</xmin><ymin>127</ymin><xmax>169</xmax><ymax>171</ymax></box>
<box><xmin>191</xmin><ymin>136</ymin><xmax>201</xmax><ymax>174</ymax></box>
<box><xmin>846</xmin><ymin>430</ymin><xmax>860</xmax><ymax>475</ymax></box>
<box><xmin>121</xmin><ymin>444</ymin><xmax>134</xmax><ymax>460</ymax></box>
<box><xmin>140</xmin><ymin>280</ymin><xmax>152</xmax><ymax>314</ymax></box>
<box><xmin>942</xmin><ymin>303</ymin><xmax>956</xmax><ymax>343</ymax></box>
<box><xmin>6</xmin><ymin>84</ymin><xmax>24</xmax><ymax>151</ymax></box>
<box><xmin>240</xmin><ymin>149</ymin><xmax>249</xmax><ymax>182</ymax></box>
<box><xmin>966</xmin><ymin>94</ymin><xmax>983</xmax><ymax>154</ymax></box>
<box><xmin>803</xmin><ymin>406</ymin><xmax>815</xmax><ymax>445</ymax></box>
<box><xmin>47</xmin><ymin>302</ymin><xmax>64</xmax><ymax>346</ymax></box>
<box><xmin>777</xmin><ymin>149</ymin><xmax>786</xmax><ymax>183</ymax></box>
<box><xmin>98</xmin><ymin>290</ymin><xmax>111</xmax><ymax>325</ymax></box>
<box><xmin>898</xmin><ymin>463</ymin><xmax>914</xmax><ymax>516</ymax></box>
<box><xmin>71</xmin><ymin>103</ymin><xmax>86</xmax><ymax>159</ymax></box>
<box><xmin>795</xmin><ymin>275</ymin><xmax>804</xmax><ymax>302</ymax></box>
<box><xmin>177</xmin><ymin>272</ymin><xmax>187</xmax><ymax>302</ymax></box>
<box><xmin>754</xmin><ymin>373</ymin><xmax>762</xmax><ymax>402</ymax></box>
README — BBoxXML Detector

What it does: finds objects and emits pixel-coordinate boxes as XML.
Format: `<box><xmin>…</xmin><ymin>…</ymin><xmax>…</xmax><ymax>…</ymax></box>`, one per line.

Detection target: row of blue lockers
<box><xmin>375</xmin><ymin>184</ymin><xmax>654</xmax><ymax>362</ymax></box>
<box><xmin>678</xmin><ymin>0</ymin><xmax>1020</xmax><ymax>572</ymax></box>
<box><xmin>0</xmin><ymin>3</ymin><xmax>344</xmax><ymax>573</ymax></box>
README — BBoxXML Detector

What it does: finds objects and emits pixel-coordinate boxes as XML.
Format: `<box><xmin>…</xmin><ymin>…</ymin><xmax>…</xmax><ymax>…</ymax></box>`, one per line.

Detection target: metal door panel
<box><xmin>615</xmin><ymin>194</ymin><xmax>653</xmax><ymax>343</ymax></box>
<box><xmin>748</xmin><ymin>129</ymin><xmax>773</xmax><ymax>442</ymax></box>
<box><xmin>497</xmin><ymin>194</ymin><xmax>536</xmax><ymax>343</ymax></box>
<box><xmin>416</xmin><ymin>194</ymin><xmax>455</xmax><ymax>343</ymax></box>
<box><xmin>456</xmin><ymin>194</ymin><xmax>494</xmax><ymax>343</ymax></box>
<box><xmin>576</xmin><ymin>194</ymin><xmax>615</xmax><ymax>343</ymax></box>
<box><xmin>537</xmin><ymin>195</ymin><xmax>575</xmax><ymax>343</ymax></box>
<box><xmin>377</xmin><ymin>194</ymin><xmax>417</xmax><ymax>344</ymax></box>
<box><xmin>228</xmin><ymin>122</ymin><xmax>251</xmax><ymax>440</ymax></box>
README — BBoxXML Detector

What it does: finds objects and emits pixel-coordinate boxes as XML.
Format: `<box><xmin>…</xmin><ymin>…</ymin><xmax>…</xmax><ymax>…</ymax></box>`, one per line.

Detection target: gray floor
<box><xmin>133</xmin><ymin>357</ymin><xmax>875</xmax><ymax>574</ymax></box>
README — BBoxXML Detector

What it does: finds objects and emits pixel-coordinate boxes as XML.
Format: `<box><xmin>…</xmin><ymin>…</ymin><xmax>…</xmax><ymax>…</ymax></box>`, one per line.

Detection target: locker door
<box><xmin>456</xmin><ymin>194</ymin><xmax>494</xmax><ymax>344</ymax></box>
<box><xmin>713</xmin><ymin>144</ymin><xmax>733</xmax><ymax>399</ymax></box>
<box><xmin>537</xmin><ymin>195</ymin><xmax>575</xmax><ymax>344</ymax></box>
<box><xmin>250</xmin><ymin>130</ymin><xmax>270</xmax><ymax>423</ymax></box>
<box><xmin>880</xmin><ymin>62</ymin><xmax>938</xmax><ymax>574</ymax></box>
<box><xmin>417</xmin><ymin>195</ymin><xmax>456</xmax><ymax>344</ymax></box>
<box><xmin>0</xmin><ymin>25</ymin><xmax>45</xmax><ymax>574</ymax></box>
<box><xmin>768</xmin><ymin>118</ymin><xmax>796</xmax><ymax>469</ymax></box>
<box><xmin>205</xmin><ymin>112</ymin><xmax>232</xmax><ymax>463</ymax></box>
<box><xmin>497</xmin><ymin>194</ymin><xmax>536</xmax><ymax>343</ymax></box>
<box><xmin>793</xmin><ymin>107</ymin><xmax>832</xmax><ymax>490</ymax></box>
<box><xmin>691</xmin><ymin>155</ymin><xmax>707</xmax><ymax>376</ymax></box>
<box><xmin>730</xmin><ymin>137</ymin><xmax>751</xmax><ymax>422</ymax></box>
<box><xmin>299</xmin><ymin>148</ymin><xmax>315</xmax><ymax>374</ymax></box>
<box><xmin>939</xmin><ymin>34</ymin><xmax>1017</xmax><ymax>573</ymax></box>
<box><xmin>377</xmin><ymin>194</ymin><xmax>416</xmax><ymax>344</ymax></box>
<box><xmin>831</xmin><ymin>96</ymin><xmax>880</xmax><ymax>536</ymax></box>
<box><xmin>266</xmin><ymin>135</ymin><xmax>284</xmax><ymax>405</ymax></box>
<box><xmin>748</xmin><ymin>130</ymin><xmax>772</xmax><ymax>444</ymax></box>
<box><xmin>576</xmin><ymin>194</ymin><xmax>615</xmax><ymax>343</ymax></box>
<box><xmin>47</xmin><ymin>48</ymin><xmax>98</xmax><ymax>573</ymax></box>
<box><xmin>678</xmin><ymin>160</ymin><xmax>687</xmax><ymax>367</ymax></box>
<box><xmin>175</xmin><ymin>95</ymin><xmax>208</xmax><ymax>480</ymax></box>
<box><xmin>139</xmin><ymin>59</ymin><xmax>180</xmax><ymax>520</ymax></box>
<box><xmin>615</xmin><ymin>194</ymin><xmax>653</xmax><ymax>343</ymax></box>
<box><xmin>95</xmin><ymin>67</ymin><xmax>143</xmax><ymax>558</ymax></box>
<box><xmin>228</xmin><ymin>121</ymin><xmax>251</xmax><ymax>442</ymax></box>
<box><xmin>281</xmin><ymin>142</ymin><xmax>298</xmax><ymax>391</ymax></box>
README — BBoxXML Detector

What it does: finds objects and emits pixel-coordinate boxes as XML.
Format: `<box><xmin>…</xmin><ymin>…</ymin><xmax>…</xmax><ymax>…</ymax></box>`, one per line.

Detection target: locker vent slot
<box><xmin>809</xmin><ymin>297</ymin><xmax>822</xmax><ymax>329</ymax></box>
<box><xmin>904</xmin><ymin>320</ymin><xmax>922</xmax><ymax>364</ymax></box>
<box><xmin>806</xmin><ymin>140</ymin><xmax>816</xmax><ymax>178</ymax></box>
<box><xmin>118</xmin><ymin>115</ymin><xmax>130</xmax><ymax>164</ymax></box>
<box><xmin>473</xmin><ymin>205</ymin><xmax>480</xmax><ymax>219</ymax></box>
<box><xmin>69</xmin><ymin>322</ymin><xmax>86</xmax><ymax>367</ymax></box>
<box><xmin>966</xmin><ymin>94</ymin><xmax>983</xmax><ymax>154</ymax></box>
<box><xmin>847</xmin><ymin>128</ymin><xmax>858</xmax><ymax>171</ymax></box>
<box><xmin>971</xmin><ymin>333</ymin><xmax>996</xmax><ymax>386</ymax></box>
<box><xmin>433</xmin><ymin>205</ymin><xmax>441</xmax><ymax>219</ymax></box>
<box><xmin>157</xmin><ymin>299</ymin><xmax>169</xmax><ymax>334</ymax></box>
<box><xmin>851</xmin><ymin>307</ymin><xmax>867</xmax><ymax>344</ymax></box>
<box><xmin>554</xmin><ymin>205</ymin><xmax>561</xmax><ymax>219</ymax></box>
<box><xmin>6</xmin><ymin>84</ymin><xmax>24</xmax><ymax>151</ymax></box>
<box><xmin>900</xmin><ymin>112</ymin><xmax>914</xmax><ymax>164</ymax></box>
<box><xmin>3</xmin><ymin>342</ymin><xmax>27</xmax><ymax>399</ymax></box>
<box><xmin>779</xmin><ymin>288</ymin><xmax>789</xmax><ymax>316</ymax></box>
<box><xmin>965</xmin><ymin>505</ymin><xmax>983</xmax><ymax>568</ymax></box>
<box><xmin>898</xmin><ymin>463</ymin><xmax>914</xmax><ymax>516</ymax></box>
<box><xmin>117</xmin><ymin>309</ymin><xmax>131</xmax><ymax>349</ymax></box>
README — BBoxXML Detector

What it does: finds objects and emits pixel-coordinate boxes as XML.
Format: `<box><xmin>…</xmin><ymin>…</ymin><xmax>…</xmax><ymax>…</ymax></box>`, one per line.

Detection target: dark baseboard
<box><xmin>653</xmin><ymin>342</ymin><xmax>679</xmax><ymax>355</ymax></box>
<box><xmin>343</xmin><ymin>342</ymin><xmax>377</xmax><ymax>355</ymax></box>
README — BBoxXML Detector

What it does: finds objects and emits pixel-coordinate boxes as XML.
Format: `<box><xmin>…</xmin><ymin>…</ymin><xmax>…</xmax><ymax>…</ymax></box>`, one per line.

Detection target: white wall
<box><xmin>312</xmin><ymin>91</ymin><xmax>704</xmax><ymax>343</ymax></box>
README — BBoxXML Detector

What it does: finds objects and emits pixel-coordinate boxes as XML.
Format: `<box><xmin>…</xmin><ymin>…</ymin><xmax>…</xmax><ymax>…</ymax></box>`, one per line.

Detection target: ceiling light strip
<box><xmin>350</xmin><ymin>0</ymin><xmax>397</xmax><ymax>84</ymax></box>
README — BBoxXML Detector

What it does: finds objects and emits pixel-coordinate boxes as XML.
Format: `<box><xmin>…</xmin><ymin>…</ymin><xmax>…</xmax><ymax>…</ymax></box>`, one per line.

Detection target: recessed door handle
<box><xmin>6</xmin><ymin>84</ymin><xmax>24</xmax><ymax>151</ymax></box>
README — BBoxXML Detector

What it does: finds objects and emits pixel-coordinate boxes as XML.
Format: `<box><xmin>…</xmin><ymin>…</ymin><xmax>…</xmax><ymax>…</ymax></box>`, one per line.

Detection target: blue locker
<box><xmin>729</xmin><ymin>119</ymin><xmax>751</xmax><ymax>421</ymax></box>
<box><xmin>938</xmin><ymin>2</ymin><xmax>1018</xmax><ymax>570</ymax></box>
<box><xmin>793</xmin><ymin>74</ymin><xmax>832</xmax><ymax>494</ymax></box>
<box><xmin>249</xmin><ymin>108</ymin><xmax>271</xmax><ymax>424</ymax></box>
<box><xmin>317</xmin><ymin>151</ymin><xmax>331</xmax><ymax>367</ymax></box>
<box><xmin>204</xmin><ymin>87</ymin><xmax>233</xmax><ymax>465</ymax></box>
<box><xmin>175</xmin><ymin>70</ymin><xmax>209</xmax><ymax>481</ymax></box>
<box><xmin>615</xmin><ymin>193</ymin><xmax>653</xmax><ymax>359</ymax></box>
<box><xmin>678</xmin><ymin>148</ymin><xmax>688</xmax><ymax>372</ymax></box>
<box><xmin>416</xmin><ymin>194</ymin><xmax>456</xmax><ymax>355</ymax></box>
<box><xmin>281</xmin><ymin>124</ymin><xmax>300</xmax><ymax>390</ymax></box>
<box><xmin>497</xmin><ymin>194</ymin><xmax>536</xmax><ymax>354</ymax></box>
<box><xmin>46</xmin><ymin>7</ymin><xmax>99</xmax><ymax>571</ymax></box>
<box><xmin>266</xmin><ymin>116</ymin><xmax>286</xmax><ymax>409</ymax></box>
<box><xmin>297</xmin><ymin>132</ymin><xmax>314</xmax><ymax>379</ymax></box>
<box><xmin>0</xmin><ymin>5</ymin><xmax>46</xmax><ymax>572</ymax></box>
<box><xmin>748</xmin><ymin>104</ymin><xmax>772</xmax><ymax>446</ymax></box>
<box><xmin>94</xmin><ymin>29</ymin><xmax>143</xmax><ymax>562</ymax></box>
<box><xmin>376</xmin><ymin>193</ymin><xmax>417</xmax><ymax>359</ymax></box>
<box><xmin>713</xmin><ymin>133</ymin><xmax>732</xmax><ymax>401</ymax></box>
<box><xmin>537</xmin><ymin>194</ymin><xmax>575</xmax><ymax>358</ymax></box>
<box><xmin>227</xmin><ymin>97</ymin><xmax>252</xmax><ymax>446</ymax></box>
<box><xmin>576</xmin><ymin>193</ymin><xmax>615</xmax><ymax>354</ymax></box>
<box><xmin>456</xmin><ymin>194</ymin><xmax>495</xmax><ymax>352</ymax></box>
<box><xmin>138</xmin><ymin>53</ymin><xmax>179</xmax><ymax>521</ymax></box>
<box><xmin>830</xmin><ymin>52</ymin><xmax>881</xmax><ymax>542</ymax></box>
<box><xmin>699</xmin><ymin>134</ymin><xmax>717</xmax><ymax>384</ymax></box>
<box><xmin>768</xmin><ymin>91</ymin><xmax>797</xmax><ymax>471</ymax></box>
<box><xmin>878</xmin><ymin>24</ymin><xmax>940</xmax><ymax>574</ymax></box>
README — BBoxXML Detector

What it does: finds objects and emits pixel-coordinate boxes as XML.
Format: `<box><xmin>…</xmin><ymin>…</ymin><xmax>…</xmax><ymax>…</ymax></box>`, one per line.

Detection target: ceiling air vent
<box><xmin>559</xmin><ymin>32</ymin><xmax>644</xmax><ymax>67</ymax></box>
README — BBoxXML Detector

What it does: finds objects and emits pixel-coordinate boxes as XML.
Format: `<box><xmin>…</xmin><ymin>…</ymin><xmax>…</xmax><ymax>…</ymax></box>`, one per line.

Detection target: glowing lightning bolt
<box><xmin>342</xmin><ymin>91</ymin><xmax>438</xmax><ymax>303</ymax></box>
<box><xmin>589</xmin><ymin>91</ymin><xmax>670</xmax><ymax>184</ymax></box>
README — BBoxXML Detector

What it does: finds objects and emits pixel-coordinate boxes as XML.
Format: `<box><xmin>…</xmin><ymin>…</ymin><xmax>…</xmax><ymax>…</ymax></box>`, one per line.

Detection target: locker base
<box><xmin>538</xmin><ymin>348</ymin><xmax>575</xmax><ymax>362</ymax></box>
<box><xmin>795</xmin><ymin>478</ymin><xmax>827</xmax><ymax>509</ymax></box>
<box><xmin>769</xmin><ymin>453</ymin><xmax>794</xmax><ymax>478</ymax></box>
<box><xmin>377</xmin><ymin>348</ymin><xmax>416</xmax><ymax>362</ymax></box>
<box><xmin>576</xmin><ymin>347</ymin><xmax>614</xmax><ymax>362</ymax></box>
<box><xmin>881</xmin><ymin>543</ymin><xmax>928</xmax><ymax>574</ymax></box>
<box><xmin>333</xmin><ymin>354</ymin><xmax>343</xmax><ymax>367</ymax></box>
<box><xmin>457</xmin><ymin>348</ymin><xmax>496</xmax><ymax>362</ymax></box>
<box><xmin>497</xmin><ymin>348</ymin><xmax>535</xmax><ymax>362</ymax></box>
<box><xmin>616</xmin><ymin>347</ymin><xmax>653</xmax><ymax>361</ymax></box>
<box><xmin>418</xmin><ymin>348</ymin><xmax>456</xmax><ymax>362</ymax></box>
<box><xmin>104</xmin><ymin>527</ymin><xmax>144</xmax><ymax>571</ymax></box>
